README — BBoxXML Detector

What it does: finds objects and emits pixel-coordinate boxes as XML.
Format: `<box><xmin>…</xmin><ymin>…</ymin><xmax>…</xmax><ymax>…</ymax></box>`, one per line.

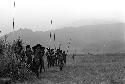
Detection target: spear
<box><xmin>12</xmin><ymin>0</ymin><xmax>15</xmax><ymax>30</ymax></box>
<box><xmin>51</xmin><ymin>20</ymin><xmax>52</xmax><ymax>25</ymax></box>
<box><xmin>54</xmin><ymin>33</ymin><xmax>55</xmax><ymax>42</ymax></box>
<box><xmin>52</xmin><ymin>20</ymin><xmax>56</xmax><ymax>50</ymax></box>
<box><xmin>14</xmin><ymin>1</ymin><xmax>15</xmax><ymax>8</ymax></box>
<box><xmin>49</xmin><ymin>32</ymin><xmax>51</xmax><ymax>48</ymax></box>
<box><xmin>54</xmin><ymin>32</ymin><xmax>56</xmax><ymax>50</ymax></box>
<box><xmin>49</xmin><ymin>20</ymin><xmax>53</xmax><ymax>48</ymax></box>
<box><xmin>50</xmin><ymin>19</ymin><xmax>56</xmax><ymax>50</ymax></box>
<box><xmin>13</xmin><ymin>18</ymin><xmax>15</xmax><ymax>30</ymax></box>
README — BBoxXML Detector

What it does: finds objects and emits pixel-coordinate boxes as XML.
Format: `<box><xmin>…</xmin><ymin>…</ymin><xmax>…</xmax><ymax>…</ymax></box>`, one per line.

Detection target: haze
<box><xmin>0</xmin><ymin>0</ymin><xmax>125</xmax><ymax>36</ymax></box>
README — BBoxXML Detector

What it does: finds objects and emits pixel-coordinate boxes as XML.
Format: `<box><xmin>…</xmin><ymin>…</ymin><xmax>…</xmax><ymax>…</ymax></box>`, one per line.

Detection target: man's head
<box><xmin>35</xmin><ymin>44</ymin><xmax>45</xmax><ymax>52</ymax></box>
<box><xmin>26</xmin><ymin>45</ymin><xmax>31</xmax><ymax>51</ymax></box>
<box><xmin>32</xmin><ymin>45</ymin><xmax>37</xmax><ymax>52</ymax></box>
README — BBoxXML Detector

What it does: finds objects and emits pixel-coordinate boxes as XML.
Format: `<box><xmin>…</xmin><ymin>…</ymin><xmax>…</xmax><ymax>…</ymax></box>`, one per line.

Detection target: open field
<box><xmin>14</xmin><ymin>53</ymin><xmax>125</xmax><ymax>84</ymax></box>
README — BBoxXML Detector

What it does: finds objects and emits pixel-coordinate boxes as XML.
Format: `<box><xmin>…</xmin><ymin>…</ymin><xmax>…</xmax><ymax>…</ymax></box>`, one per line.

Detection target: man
<box><xmin>46</xmin><ymin>48</ymin><xmax>55</xmax><ymax>68</ymax></box>
<box><xmin>46</xmin><ymin>48</ymin><xmax>51</xmax><ymax>68</ymax></box>
<box><xmin>31</xmin><ymin>45</ymin><xmax>39</xmax><ymax>76</ymax></box>
<box><xmin>55</xmin><ymin>49</ymin><xmax>60</xmax><ymax>66</ymax></box>
<box><xmin>58</xmin><ymin>50</ymin><xmax>64</xmax><ymax>71</ymax></box>
<box><xmin>34</xmin><ymin>44</ymin><xmax>45</xmax><ymax>74</ymax></box>
<box><xmin>50</xmin><ymin>49</ymin><xmax>55</xmax><ymax>66</ymax></box>
<box><xmin>39</xmin><ymin>45</ymin><xmax>45</xmax><ymax>73</ymax></box>
<box><xmin>62</xmin><ymin>51</ymin><xmax>67</xmax><ymax>65</ymax></box>
<box><xmin>25</xmin><ymin>45</ymin><xmax>33</xmax><ymax>68</ymax></box>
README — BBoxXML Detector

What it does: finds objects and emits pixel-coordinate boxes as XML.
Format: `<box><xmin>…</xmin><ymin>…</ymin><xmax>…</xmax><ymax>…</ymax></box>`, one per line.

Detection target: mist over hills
<box><xmin>3</xmin><ymin>22</ymin><xmax>125</xmax><ymax>54</ymax></box>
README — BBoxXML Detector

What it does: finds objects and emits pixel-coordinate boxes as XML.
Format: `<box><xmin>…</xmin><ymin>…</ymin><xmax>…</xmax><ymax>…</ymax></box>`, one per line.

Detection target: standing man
<box><xmin>39</xmin><ymin>45</ymin><xmax>45</xmax><ymax>73</ymax></box>
<box><xmin>31</xmin><ymin>45</ymin><xmax>39</xmax><ymax>77</ymax></box>
<box><xmin>62</xmin><ymin>51</ymin><xmax>67</xmax><ymax>65</ymax></box>
<box><xmin>46</xmin><ymin>48</ymin><xmax>51</xmax><ymax>68</ymax></box>
<box><xmin>58</xmin><ymin>50</ymin><xmax>64</xmax><ymax>71</ymax></box>
<box><xmin>34</xmin><ymin>44</ymin><xmax>45</xmax><ymax>73</ymax></box>
<box><xmin>25</xmin><ymin>45</ymin><xmax>33</xmax><ymax>68</ymax></box>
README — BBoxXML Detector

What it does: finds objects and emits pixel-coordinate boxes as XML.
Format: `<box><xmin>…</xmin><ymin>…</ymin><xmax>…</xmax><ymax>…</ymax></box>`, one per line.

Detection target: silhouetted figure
<box><xmin>30</xmin><ymin>44</ymin><xmax>45</xmax><ymax>77</ymax></box>
<box><xmin>25</xmin><ymin>45</ymin><xmax>33</xmax><ymax>68</ymax></box>
<box><xmin>50</xmin><ymin>49</ymin><xmax>55</xmax><ymax>66</ymax></box>
<box><xmin>46</xmin><ymin>48</ymin><xmax>57</xmax><ymax>68</ymax></box>
<box><xmin>46</xmin><ymin>48</ymin><xmax>51</xmax><ymax>68</ymax></box>
<box><xmin>39</xmin><ymin>45</ymin><xmax>45</xmax><ymax>73</ymax></box>
<box><xmin>62</xmin><ymin>51</ymin><xmax>67</xmax><ymax>65</ymax></box>
<box><xmin>30</xmin><ymin>45</ymin><xmax>39</xmax><ymax>76</ymax></box>
<box><xmin>57</xmin><ymin>50</ymin><xmax>64</xmax><ymax>71</ymax></box>
<box><xmin>54</xmin><ymin>49</ymin><xmax>59</xmax><ymax>66</ymax></box>
<box><xmin>55</xmin><ymin>49</ymin><xmax>60</xmax><ymax>66</ymax></box>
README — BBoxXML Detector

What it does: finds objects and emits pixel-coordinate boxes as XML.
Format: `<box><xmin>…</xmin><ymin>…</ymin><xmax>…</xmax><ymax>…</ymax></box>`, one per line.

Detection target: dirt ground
<box><xmin>14</xmin><ymin>54</ymin><xmax>125</xmax><ymax>84</ymax></box>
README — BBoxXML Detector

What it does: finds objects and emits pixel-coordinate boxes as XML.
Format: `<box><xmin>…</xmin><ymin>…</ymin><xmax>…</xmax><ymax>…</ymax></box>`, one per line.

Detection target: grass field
<box><xmin>15</xmin><ymin>53</ymin><xmax>125</xmax><ymax>84</ymax></box>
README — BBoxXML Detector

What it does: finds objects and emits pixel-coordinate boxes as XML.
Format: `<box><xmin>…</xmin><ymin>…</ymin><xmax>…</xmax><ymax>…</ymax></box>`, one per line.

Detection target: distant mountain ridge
<box><xmin>3</xmin><ymin>22</ymin><xmax>125</xmax><ymax>54</ymax></box>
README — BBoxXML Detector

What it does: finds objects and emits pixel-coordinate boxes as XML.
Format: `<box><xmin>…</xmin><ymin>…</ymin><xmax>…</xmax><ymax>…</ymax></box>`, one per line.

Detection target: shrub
<box><xmin>0</xmin><ymin>37</ymin><xmax>33</xmax><ymax>82</ymax></box>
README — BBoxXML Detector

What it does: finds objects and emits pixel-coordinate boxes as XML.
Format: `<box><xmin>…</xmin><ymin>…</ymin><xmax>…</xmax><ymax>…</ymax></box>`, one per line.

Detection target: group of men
<box><xmin>14</xmin><ymin>42</ymin><xmax>67</xmax><ymax>77</ymax></box>
<box><xmin>46</xmin><ymin>48</ymin><xmax>67</xmax><ymax>70</ymax></box>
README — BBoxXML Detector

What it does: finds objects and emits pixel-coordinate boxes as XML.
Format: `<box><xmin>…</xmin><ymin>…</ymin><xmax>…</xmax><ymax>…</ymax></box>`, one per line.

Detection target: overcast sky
<box><xmin>0</xmin><ymin>0</ymin><xmax>124</xmax><ymax>36</ymax></box>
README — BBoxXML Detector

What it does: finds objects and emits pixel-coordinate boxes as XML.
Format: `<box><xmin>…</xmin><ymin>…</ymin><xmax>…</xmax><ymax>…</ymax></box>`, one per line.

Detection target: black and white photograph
<box><xmin>0</xmin><ymin>0</ymin><xmax>125</xmax><ymax>84</ymax></box>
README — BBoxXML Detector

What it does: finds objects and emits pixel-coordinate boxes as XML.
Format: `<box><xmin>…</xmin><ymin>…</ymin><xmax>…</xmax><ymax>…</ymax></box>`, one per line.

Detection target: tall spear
<box><xmin>52</xmin><ymin>20</ymin><xmax>56</xmax><ymax>50</ymax></box>
<box><xmin>12</xmin><ymin>0</ymin><xmax>15</xmax><ymax>30</ymax></box>
<box><xmin>49</xmin><ymin>20</ymin><xmax>53</xmax><ymax>48</ymax></box>
<box><xmin>49</xmin><ymin>32</ymin><xmax>51</xmax><ymax>48</ymax></box>
<box><xmin>54</xmin><ymin>32</ymin><xmax>56</xmax><ymax>49</ymax></box>
<box><xmin>51</xmin><ymin>20</ymin><xmax>52</xmax><ymax>25</ymax></box>
<box><xmin>13</xmin><ymin>18</ymin><xmax>15</xmax><ymax>30</ymax></box>
<box><xmin>54</xmin><ymin>32</ymin><xmax>55</xmax><ymax>42</ymax></box>
<box><xmin>14</xmin><ymin>1</ymin><xmax>15</xmax><ymax>8</ymax></box>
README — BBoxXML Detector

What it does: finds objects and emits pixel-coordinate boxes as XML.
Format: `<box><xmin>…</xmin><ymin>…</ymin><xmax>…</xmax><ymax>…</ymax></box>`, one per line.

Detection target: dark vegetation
<box><xmin>0</xmin><ymin>37</ymin><xmax>36</xmax><ymax>83</ymax></box>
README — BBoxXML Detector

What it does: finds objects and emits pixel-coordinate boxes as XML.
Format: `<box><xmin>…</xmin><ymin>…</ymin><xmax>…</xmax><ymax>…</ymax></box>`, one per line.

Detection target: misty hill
<box><xmin>4</xmin><ymin>22</ymin><xmax>125</xmax><ymax>54</ymax></box>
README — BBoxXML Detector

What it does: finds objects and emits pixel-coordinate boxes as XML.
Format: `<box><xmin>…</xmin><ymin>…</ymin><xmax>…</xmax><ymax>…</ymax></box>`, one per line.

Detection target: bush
<box><xmin>0</xmin><ymin>37</ymin><xmax>33</xmax><ymax>82</ymax></box>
